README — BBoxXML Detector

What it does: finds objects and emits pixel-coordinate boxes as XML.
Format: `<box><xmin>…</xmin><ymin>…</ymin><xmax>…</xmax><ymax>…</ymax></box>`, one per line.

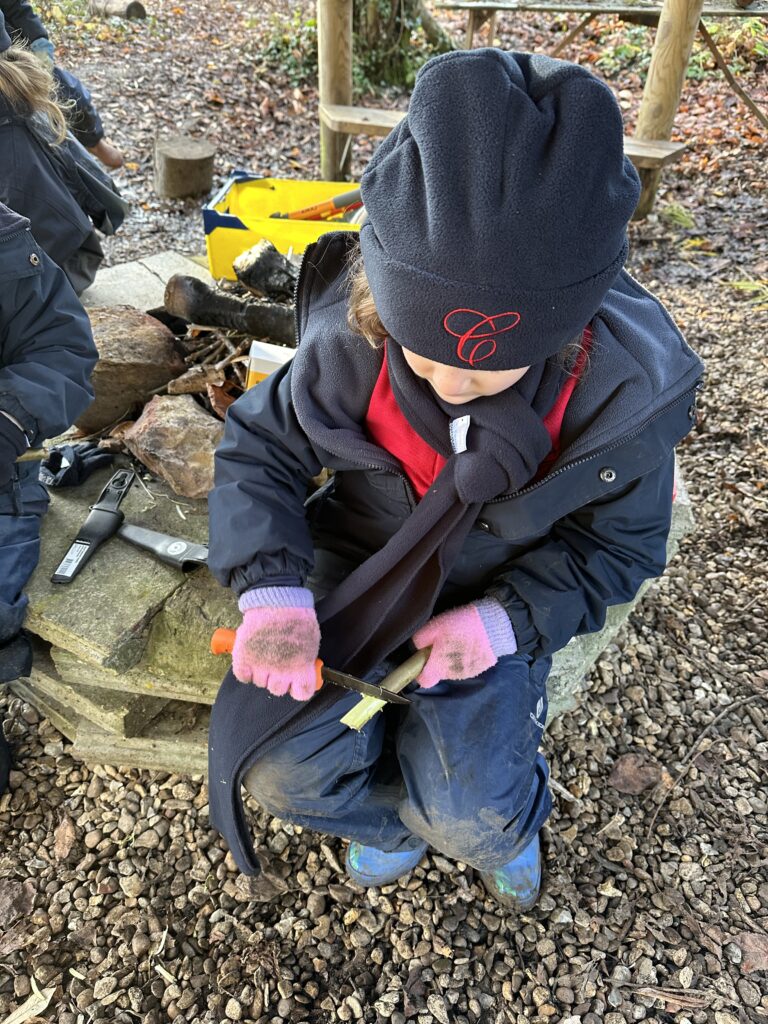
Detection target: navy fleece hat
<box><xmin>0</xmin><ymin>13</ymin><xmax>11</xmax><ymax>52</ymax></box>
<box><xmin>359</xmin><ymin>49</ymin><xmax>641</xmax><ymax>370</ymax></box>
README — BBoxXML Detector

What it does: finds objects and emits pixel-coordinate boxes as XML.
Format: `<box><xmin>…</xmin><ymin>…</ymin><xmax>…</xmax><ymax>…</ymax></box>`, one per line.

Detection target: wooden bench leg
<box><xmin>466</xmin><ymin>7</ymin><xmax>494</xmax><ymax>48</ymax></box>
<box><xmin>551</xmin><ymin>12</ymin><xmax>598</xmax><ymax>58</ymax></box>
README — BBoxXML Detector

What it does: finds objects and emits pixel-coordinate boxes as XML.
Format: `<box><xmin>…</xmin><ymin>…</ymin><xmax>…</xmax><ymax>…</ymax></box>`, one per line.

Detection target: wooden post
<box><xmin>318</xmin><ymin>0</ymin><xmax>353</xmax><ymax>181</ymax></box>
<box><xmin>633</xmin><ymin>0</ymin><xmax>704</xmax><ymax>218</ymax></box>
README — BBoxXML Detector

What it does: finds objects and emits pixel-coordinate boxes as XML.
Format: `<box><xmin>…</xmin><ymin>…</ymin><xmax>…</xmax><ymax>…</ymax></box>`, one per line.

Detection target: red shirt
<box><xmin>365</xmin><ymin>331</ymin><xmax>592</xmax><ymax>499</ymax></box>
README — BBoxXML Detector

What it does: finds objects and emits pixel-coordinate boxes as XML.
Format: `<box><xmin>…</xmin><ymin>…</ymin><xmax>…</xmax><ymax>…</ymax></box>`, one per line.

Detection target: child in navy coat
<box><xmin>207</xmin><ymin>49</ymin><xmax>703</xmax><ymax>908</ymax></box>
<box><xmin>0</xmin><ymin>200</ymin><xmax>97</xmax><ymax>792</ymax></box>
<box><xmin>0</xmin><ymin>15</ymin><xmax>126</xmax><ymax>294</ymax></box>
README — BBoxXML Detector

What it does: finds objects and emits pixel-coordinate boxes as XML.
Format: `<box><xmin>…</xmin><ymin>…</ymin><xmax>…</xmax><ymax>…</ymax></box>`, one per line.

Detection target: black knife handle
<box><xmin>51</xmin><ymin>507</ymin><xmax>125</xmax><ymax>583</ymax></box>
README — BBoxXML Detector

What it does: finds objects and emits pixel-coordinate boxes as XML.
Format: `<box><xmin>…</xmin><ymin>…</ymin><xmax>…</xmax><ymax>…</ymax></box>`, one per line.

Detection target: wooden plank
<box><xmin>435</xmin><ymin>0</ymin><xmax>767</xmax><ymax>16</ymax></box>
<box><xmin>624</xmin><ymin>136</ymin><xmax>687</xmax><ymax>167</ymax></box>
<box><xmin>321</xmin><ymin>103</ymin><xmax>684</xmax><ymax>169</ymax></box>
<box><xmin>319</xmin><ymin>103</ymin><xmax>406</xmax><ymax>136</ymax></box>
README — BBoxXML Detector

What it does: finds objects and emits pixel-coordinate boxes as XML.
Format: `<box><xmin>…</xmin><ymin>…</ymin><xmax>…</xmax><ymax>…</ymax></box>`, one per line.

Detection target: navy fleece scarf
<box><xmin>292</xmin><ymin>330</ymin><xmax>564</xmax><ymax>677</ymax></box>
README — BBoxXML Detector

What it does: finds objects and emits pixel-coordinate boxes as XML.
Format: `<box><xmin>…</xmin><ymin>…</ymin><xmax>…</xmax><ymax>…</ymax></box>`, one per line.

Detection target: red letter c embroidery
<box><xmin>443</xmin><ymin>308</ymin><xmax>521</xmax><ymax>366</ymax></box>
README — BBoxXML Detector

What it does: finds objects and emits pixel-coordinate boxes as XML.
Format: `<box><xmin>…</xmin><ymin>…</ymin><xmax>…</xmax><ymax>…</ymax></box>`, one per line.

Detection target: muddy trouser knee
<box><xmin>396</xmin><ymin>653</ymin><xmax>553</xmax><ymax>871</ymax></box>
<box><xmin>243</xmin><ymin>663</ymin><xmax>424</xmax><ymax>854</ymax></box>
<box><xmin>53</xmin><ymin>66</ymin><xmax>105</xmax><ymax>149</ymax></box>
<box><xmin>244</xmin><ymin>652</ymin><xmax>552</xmax><ymax>869</ymax></box>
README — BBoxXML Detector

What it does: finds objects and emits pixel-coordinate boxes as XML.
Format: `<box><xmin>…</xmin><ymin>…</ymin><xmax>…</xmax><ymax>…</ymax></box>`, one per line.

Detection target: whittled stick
<box><xmin>340</xmin><ymin>648</ymin><xmax>430</xmax><ymax>731</ymax></box>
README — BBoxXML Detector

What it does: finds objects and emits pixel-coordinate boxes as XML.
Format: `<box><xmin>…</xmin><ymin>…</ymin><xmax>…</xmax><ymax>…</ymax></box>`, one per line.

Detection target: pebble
<box><xmin>223</xmin><ymin>997</ymin><xmax>242</xmax><ymax>1020</ymax></box>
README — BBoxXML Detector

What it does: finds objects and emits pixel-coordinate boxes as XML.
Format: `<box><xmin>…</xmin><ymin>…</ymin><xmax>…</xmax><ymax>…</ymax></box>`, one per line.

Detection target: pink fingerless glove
<box><xmin>411</xmin><ymin>598</ymin><xmax>517</xmax><ymax>689</ymax></box>
<box><xmin>233</xmin><ymin>586</ymin><xmax>321</xmax><ymax>701</ymax></box>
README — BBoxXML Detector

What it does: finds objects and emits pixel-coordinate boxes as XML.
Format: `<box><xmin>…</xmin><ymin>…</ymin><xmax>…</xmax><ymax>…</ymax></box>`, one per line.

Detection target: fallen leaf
<box><xmin>608</xmin><ymin>753</ymin><xmax>662</xmax><ymax>794</ymax></box>
<box><xmin>0</xmin><ymin>879</ymin><xmax>34</xmax><ymax>925</ymax></box>
<box><xmin>736</xmin><ymin>931</ymin><xmax>768</xmax><ymax>973</ymax></box>
<box><xmin>207</xmin><ymin>380</ymin><xmax>242</xmax><ymax>419</ymax></box>
<box><xmin>1</xmin><ymin>979</ymin><xmax>55</xmax><ymax>1024</ymax></box>
<box><xmin>53</xmin><ymin>815</ymin><xmax>77</xmax><ymax>861</ymax></box>
<box><xmin>0</xmin><ymin>921</ymin><xmax>36</xmax><ymax>956</ymax></box>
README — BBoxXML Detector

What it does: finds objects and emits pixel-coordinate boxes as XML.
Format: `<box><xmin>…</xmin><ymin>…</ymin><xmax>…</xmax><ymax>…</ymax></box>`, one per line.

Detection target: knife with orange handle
<box><xmin>210</xmin><ymin>627</ymin><xmax>410</xmax><ymax>705</ymax></box>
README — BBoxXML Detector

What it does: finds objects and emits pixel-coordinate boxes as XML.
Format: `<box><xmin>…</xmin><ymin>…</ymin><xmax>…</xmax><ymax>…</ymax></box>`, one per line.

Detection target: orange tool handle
<box><xmin>270</xmin><ymin>188</ymin><xmax>362</xmax><ymax>221</ymax></box>
<box><xmin>209</xmin><ymin>628</ymin><xmax>323</xmax><ymax>690</ymax></box>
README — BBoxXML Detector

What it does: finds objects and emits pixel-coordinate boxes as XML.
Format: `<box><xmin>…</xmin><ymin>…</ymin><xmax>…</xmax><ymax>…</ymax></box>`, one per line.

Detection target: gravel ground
<box><xmin>1</xmin><ymin>3</ymin><xmax>767</xmax><ymax>1022</ymax></box>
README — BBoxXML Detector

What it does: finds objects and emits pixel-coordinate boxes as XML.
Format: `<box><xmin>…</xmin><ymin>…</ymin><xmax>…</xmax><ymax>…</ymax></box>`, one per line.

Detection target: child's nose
<box><xmin>432</xmin><ymin>366</ymin><xmax>472</xmax><ymax>396</ymax></box>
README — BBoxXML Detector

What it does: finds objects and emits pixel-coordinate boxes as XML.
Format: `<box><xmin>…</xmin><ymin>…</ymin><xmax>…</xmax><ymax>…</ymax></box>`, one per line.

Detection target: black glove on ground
<box><xmin>40</xmin><ymin>443</ymin><xmax>114</xmax><ymax>487</ymax></box>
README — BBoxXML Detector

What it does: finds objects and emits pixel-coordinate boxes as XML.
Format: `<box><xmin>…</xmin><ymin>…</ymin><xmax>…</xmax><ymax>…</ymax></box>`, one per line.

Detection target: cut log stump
<box><xmin>154</xmin><ymin>136</ymin><xmax>215</xmax><ymax>199</ymax></box>
<box><xmin>88</xmin><ymin>0</ymin><xmax>146</xmax><ymax>18</ymax></box>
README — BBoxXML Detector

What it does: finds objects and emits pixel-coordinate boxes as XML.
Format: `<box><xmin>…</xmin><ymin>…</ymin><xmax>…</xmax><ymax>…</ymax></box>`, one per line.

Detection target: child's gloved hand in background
<box><xmin>233</xmin><ymin>586</ymin><xmax>321</xmax><ymax>700</ymax></box>
<box><xmin>411</xmin><ymin>598</ymin><xmax>517</xmax><ymax>689</ymax></box>
<box><xmin>30</xmin><ymin>37</ymin><xmax>56</xmax><ymax>66</ymax></box>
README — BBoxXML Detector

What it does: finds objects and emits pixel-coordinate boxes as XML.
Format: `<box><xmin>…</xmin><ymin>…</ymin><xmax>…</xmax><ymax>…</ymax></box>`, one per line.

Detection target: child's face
<box><xmin>402</xmin><ymin>348</ymin><xmax>530</xmax><ymax>405</ymax></box>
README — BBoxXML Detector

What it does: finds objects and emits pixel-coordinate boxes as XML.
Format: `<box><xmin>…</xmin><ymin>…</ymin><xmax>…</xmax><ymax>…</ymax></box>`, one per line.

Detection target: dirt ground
<box><xmin>1</xmin><ymin>2</ymin><xmax>767</xmax><ymax>1023</ymax></box>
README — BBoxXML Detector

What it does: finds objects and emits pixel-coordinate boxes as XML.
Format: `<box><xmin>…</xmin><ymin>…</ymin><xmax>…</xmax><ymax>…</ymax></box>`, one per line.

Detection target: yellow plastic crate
<box><xmin>203</xmin><ymin>174</ymin><xmax>361</xmax><ymax>280</ymax></box>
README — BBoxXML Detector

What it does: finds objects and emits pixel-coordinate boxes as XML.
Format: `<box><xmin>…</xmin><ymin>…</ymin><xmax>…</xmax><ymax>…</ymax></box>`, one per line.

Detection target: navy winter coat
<box><xmin>0</xmin><ymin>203</ymin><xmax>97</xmax><ymax>512</ymax></box>
<box><xmin>207</xmin><ymin>232</ymin><xmax>704</xmax><ymax>873</ymax></box>
<box><xmin>0</xmin><ymin>0</ymin><xmax>46</xmax><ymax>41</ymax></box>
<box><xmin>0</xmin><ymin>98</ymin><xmax>113</xmax><ymax>293</ymax></box>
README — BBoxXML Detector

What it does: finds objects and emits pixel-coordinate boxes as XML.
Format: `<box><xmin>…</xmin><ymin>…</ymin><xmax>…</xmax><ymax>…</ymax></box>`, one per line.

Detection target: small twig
<box><xmin>698</xmin><ymin>20</ymin><xmax>768</xmax><ymax>130</ymax></box>
<box><xmin>201</xmin><ymin>341</ymin><xmax>227</xmax><ymax>365</ymax></box>
<box><xmin>550</xmin><ymin>776</ymin><xmax>580</xmax><ymax>805</ymax></box>
<box><xmin>184</xmin><ymin>337</ymin><xmax>222</xmax><ymax>363</ymax></box>
<box><xmin>75</xmin><ymin>407</ymin><xmax>133</xmax><ymax>442</ymax></box>
<box><xmin>645</xmin><ymin>691</ymin><xmax>767</xmax><ymax>842</ymax></box>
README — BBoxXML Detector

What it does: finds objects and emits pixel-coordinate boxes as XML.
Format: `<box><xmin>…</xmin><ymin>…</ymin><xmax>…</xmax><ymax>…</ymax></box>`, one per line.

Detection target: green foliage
<box><xmin>660</xmin><ymin>203</ymin><xmax>697</xmax><ymax>230</ymax></box>
<box><xmin>261</xmin><ymin>10</ymin><xmax>318</xmax><ymax>88</ymax></box>
<box><xmin>728</xmin><ymin>277</ymin><xmax>768</xmax><ymax>311</ymax></box>
<box><xmin>352</xmin><ymin>0</ymin><xmax>439</xmax><ymax>93</ymax></box>
<box><xmin>688</xmin><ymin>18</ymin><xmax>768</xmax><ymax>79</ymax></box>
<box><xmin>595</xmin><ymin>24</ymin><xmax>652</xmax><ymax>78</ymax></box>
<box><xmin>261</xmin><ymin>0</ymin><xmax>450</xmax><ymax>94</ymax></box>
<box><xmin>594</xmin><ymin>16</ymin><xmax>767</xmax><ymax>83</ymax></box>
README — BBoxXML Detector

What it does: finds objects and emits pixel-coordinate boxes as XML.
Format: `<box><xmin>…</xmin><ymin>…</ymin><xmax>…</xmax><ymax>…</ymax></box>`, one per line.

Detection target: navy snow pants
<box><xmin>0</xmin><ymin>480</ymin><xmax>44</xmax><ymax>682</ymax></box>
<box><xmin>244</xmin><ymin>652</ymin><xmax>552</xmax><ymax>872</ymax></box>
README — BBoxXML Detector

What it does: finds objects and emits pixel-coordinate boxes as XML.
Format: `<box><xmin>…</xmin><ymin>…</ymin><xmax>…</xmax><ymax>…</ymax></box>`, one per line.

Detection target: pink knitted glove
<box><xmin>411</xmin><ymin>598</ymin><xmax>517</xmax><ymax>689</ymax></box>
<box><xmin>232</xmin><ymin>586</ymin><xmax>321</xmax><ymax>701</ymax></box>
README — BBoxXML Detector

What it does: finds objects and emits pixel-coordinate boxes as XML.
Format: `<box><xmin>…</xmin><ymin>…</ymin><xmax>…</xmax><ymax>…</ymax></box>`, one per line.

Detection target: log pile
<box><xmin>86</xmin><ymin>241</ymin><xmax>299</xmax><ymax>496</ymax></box>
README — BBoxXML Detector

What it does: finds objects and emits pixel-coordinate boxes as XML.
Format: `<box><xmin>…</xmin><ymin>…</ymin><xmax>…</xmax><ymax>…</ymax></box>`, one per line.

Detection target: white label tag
<box><xmin>54</xmin><ymin>541</ymin><xmax>90</xmax><ymax>579</ymax></box>
<box><xmin>449</xmin><ymin>415</ymin><xmax>470</xmax><ymax>454</ymax></box>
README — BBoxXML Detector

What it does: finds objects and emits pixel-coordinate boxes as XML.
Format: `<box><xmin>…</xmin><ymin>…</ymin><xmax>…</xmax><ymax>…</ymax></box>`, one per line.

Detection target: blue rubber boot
<box><xmin>480</xmin><ymin>832</ymin><xmax>542</xmax><ymax>911</ymax></box>
<box><xmin>345</xmin><ymin>840</ymin><xmax>428</xmax><ymax>886</ymax></box>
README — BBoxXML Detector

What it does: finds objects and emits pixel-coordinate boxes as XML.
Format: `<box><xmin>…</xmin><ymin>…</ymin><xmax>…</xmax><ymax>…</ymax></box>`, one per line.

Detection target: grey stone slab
<box><xmin>9</xmin><ymin>677</ymin><xmax>80</xmax><ymax>742</ymax></box>
<box><xmin>26</xmin><ymin>642</ymin><xmax>170</xmax><ymax>736</ymax></box>
<box><xmin>25</xmin><ymin>463</ymin><xmax>208</xmax><ymax>671</ymax></box>
<box><xmin>80</xmin><ymin>250</ymin><xmax>213</xmax><ymax>312</ymax></box>
<box><xmin>142</xmin><ymin>570</ymin><xmax>238</xmax><ymax>686</ymax></box>
<box><xmin>72</xmin><ymin>703</ymin><xmax>209</xmax><ymax>775</ymax></box>
<box><xmin>51</xmin><ymin>647</ymin><xmax>220</xmax><ymax>705</ymax></box>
